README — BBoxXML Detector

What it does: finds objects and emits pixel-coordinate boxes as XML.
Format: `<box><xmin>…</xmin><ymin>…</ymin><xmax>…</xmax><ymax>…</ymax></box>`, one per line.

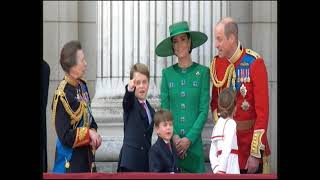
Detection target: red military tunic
<box><xmin>210</xmin><ymin>44</ymin><xmax>271</xmax><ymax>171</ymax></box>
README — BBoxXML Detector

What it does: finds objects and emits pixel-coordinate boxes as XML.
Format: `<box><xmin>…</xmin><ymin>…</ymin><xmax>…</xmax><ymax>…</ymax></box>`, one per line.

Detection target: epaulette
<box><xmin>52</xmin><ymin>79</ymin><xmax>87</xmax><ymax>128</ymax></box>
<box><xmin>245</xmin><ymin>49</ymin><xmax>260</xmax><ymax>59</ymax></box>
<box><xmin>51</xmin><ymin>80</ymin><xmax>67</xmax><ymax>126</ymax></box>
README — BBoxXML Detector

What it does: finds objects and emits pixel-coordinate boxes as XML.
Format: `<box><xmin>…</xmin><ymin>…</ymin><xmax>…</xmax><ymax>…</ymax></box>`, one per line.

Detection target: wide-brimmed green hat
<box><xmin>155</xmin><ymin>21</ymin><xmax>208</xmax><ymax>57</ymax></box>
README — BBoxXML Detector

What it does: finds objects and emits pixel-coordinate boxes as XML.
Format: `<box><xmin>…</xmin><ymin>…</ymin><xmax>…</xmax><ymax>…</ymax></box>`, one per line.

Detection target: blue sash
<box><xmin>52</xmin><ymin>138</ymin><xmax>73</xmax><ymax>173</ymax></box>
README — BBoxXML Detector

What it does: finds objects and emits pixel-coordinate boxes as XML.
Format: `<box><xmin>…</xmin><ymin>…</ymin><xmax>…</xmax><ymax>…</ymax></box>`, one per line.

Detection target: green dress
<box><xmin>160</xmin><ymin>62</ymin><xmax>210</xmax><ymax>173</ymax></box>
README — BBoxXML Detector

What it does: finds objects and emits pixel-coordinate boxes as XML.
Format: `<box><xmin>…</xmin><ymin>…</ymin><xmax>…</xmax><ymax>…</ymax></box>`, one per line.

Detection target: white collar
<box><xmin>163</xmin><ymin>139</ymin><xmax>170</xmax><ymax>144</ymax></box>
<box><xmin>138</xmin><ymin>99</ymin><xmax>146</xmax><ymax>104</ymax></box>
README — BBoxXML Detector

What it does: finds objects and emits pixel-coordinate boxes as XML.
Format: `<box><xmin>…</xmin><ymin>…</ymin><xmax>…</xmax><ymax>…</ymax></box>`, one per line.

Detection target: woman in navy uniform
<box><xmin>52</xmin><ymin>40</ymin><xmax>102</xmax><ymax>173</ymax></box>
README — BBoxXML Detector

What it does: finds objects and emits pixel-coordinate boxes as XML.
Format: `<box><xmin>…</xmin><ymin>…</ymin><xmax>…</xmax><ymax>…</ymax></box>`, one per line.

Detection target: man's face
<box><xmin>156</xmin><ymin>120</ymin><xmax>173</xmax><ymax>142</ymax></box>
<box><xmin>133</xmin><ymin>72</ymin><xmax>149</xmax><ymax>101</ymax></box>
<box><xmin>214</xmin><ymin>24</ymin><xmax>233</xmax><ymax>58</ymax></box>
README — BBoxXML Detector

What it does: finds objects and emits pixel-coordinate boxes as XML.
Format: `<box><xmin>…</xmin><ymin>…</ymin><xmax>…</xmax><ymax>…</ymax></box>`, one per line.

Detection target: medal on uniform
<box><xmin>240</xmin><ymin>69</ymin><xmax>244</xmax><ymax>83</ymax></box>
<box><xmin>240</xmin><ymin>83</ymin><xmax>247</xmax><ymax>98</ymax></box>
<box><xmin>244</xmin><ymin>69</ymin><xmax>248</xmax><ymax>83</ymax></box>
<box><xmin>196</xmin><ymin>71</ymin><xmax>200</xmax><ymax>76</ymax></box>
<box><xmin>65</xmin><ymin>159</ymin><xmax>70</xmax><ymax>169</ymax></box>
<box><xmin>241</xmin><ymin>99</ymin><xmax>250</xmax><ymax>111</ymax></box>
<box><xmin>247</xmin><ymin>69</ymin><xmax>250</xmax><ymax>83</ymax></box>
<box><xmin>76</xmin><ymin>89</ymin><xmax>81</xmax><ymax>101</ymax></box>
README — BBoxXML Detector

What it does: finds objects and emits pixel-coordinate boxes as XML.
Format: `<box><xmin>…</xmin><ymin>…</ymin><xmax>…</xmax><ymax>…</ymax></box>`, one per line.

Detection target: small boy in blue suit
<box><xmin>149</xmin><ymin>109</ymin><xmax>181</xmax><ymax>173</ymax></box>
<box><xmin>117</xmin><ymin>63</ymin><xmax>155</xmax><ymax>172</ymax></box>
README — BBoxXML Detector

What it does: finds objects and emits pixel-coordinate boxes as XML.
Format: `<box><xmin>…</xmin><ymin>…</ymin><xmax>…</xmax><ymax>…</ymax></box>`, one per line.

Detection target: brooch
<box><xmin>241</xmin><ymin>100</ymin><xmax>250</xmax><ymax>111</ymax></box>
<box><xmin>240</xmin><ymin>83</ymin><xmax>247</xmax><ymax>98</ymax></box>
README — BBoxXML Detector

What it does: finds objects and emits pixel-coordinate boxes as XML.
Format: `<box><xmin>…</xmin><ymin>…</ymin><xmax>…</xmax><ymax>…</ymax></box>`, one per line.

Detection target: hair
<box><xmin>129</xmin><ymin>63</ymin><xmax>150</xmax><ymax>80</ymax></box>
<box><xmin>218</xmin><ymin>88</ymin><xmax>237</xmax><ymax>119</ymax></box>
<box><xmin>217</xmin><ymin>17</ymin><xmax>238</xmax><ymax>42</ymax></box>
<box><xmin>186</xmin><ymin>33</ymin><xmax>193</xmax><ymax>53</ymax></box>
<box><xmin>60</xmin><ymin>40</ymin><xmax>82</xmax><ymax>73</ymax></box>
<box><xmin>171</xmin><ymin>33</ymin><xmax>193</xmax><ymax>54</ymax></box>
<box><xmin>224</xmin><ymin>22</ymin><xmax>238</xmax><ymax>41</ymax></box>
<box><xmin>154</xmin><ymin>109</ymin><xmax>173</xmax><ymax>128</ymax></box>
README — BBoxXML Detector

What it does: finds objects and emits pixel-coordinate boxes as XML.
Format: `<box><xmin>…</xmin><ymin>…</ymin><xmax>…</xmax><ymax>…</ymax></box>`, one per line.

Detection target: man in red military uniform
<box><xmin>210</xmin><ymin>17</ymin><xmax>271</xmax><ymax>174</ymax></box>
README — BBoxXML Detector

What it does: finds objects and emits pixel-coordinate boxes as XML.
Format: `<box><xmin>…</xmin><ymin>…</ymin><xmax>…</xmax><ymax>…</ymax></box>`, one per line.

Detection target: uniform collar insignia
<box><xmin>229</xmin><ymin>41</ymin><xmax>243</xmax><ymax>64</ymax></box>
<box><xmin>64</xmin><ymin>75</ymin><xmax>80</xmax><ymax>87</ymax></box>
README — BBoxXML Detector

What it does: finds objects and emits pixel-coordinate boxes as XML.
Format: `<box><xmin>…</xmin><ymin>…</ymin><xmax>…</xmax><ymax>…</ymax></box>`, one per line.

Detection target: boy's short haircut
<box><xmin>130</xmin><ymin>63</ymin><xmax>150</xmax><ymax>80</ymax></box>
<box><xmin>154</xmin><ymin>109</ymin><xmax>173</xmax><ymax>127</ymax></box>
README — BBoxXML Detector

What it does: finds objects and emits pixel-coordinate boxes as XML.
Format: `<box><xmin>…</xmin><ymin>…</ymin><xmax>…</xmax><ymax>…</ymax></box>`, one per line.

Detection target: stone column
<box><xmin>252</xmin><ymin>1</ymin><xmax>277</xmax><ymax>173</ymax></box>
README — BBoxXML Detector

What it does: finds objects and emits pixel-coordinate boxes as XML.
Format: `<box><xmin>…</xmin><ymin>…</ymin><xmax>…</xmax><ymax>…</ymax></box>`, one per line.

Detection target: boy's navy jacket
<box><xmin>149</xmin><ymin>137</ymin><xmax>181</xmax><ymax>173</ymax></box>
<box><xmin>117</xmin><ymin>85</ymin><xmax>155</xmax><ymax>172</ymax></box>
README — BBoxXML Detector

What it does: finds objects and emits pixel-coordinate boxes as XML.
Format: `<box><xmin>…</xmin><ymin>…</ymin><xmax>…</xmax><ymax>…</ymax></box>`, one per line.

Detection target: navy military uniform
<box><xmin>52</xmin><ymin>75</ymin><xmax>98</xmax><ymax>173</ymax></box>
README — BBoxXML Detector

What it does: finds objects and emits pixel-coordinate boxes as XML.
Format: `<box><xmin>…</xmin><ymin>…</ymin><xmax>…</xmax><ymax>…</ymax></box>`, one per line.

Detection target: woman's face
<box><xmin>69</xmin><ymin>49</ymin><xmax>87</xmax><ymax>79</ymax></box>
<box><xmin>172</xmin><ymin>33</ymin><xmax>191</xmax><ymax>59</ymax></box>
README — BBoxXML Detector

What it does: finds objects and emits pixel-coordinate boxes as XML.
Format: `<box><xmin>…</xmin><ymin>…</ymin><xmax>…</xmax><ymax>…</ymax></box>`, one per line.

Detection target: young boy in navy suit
<box><xmin>149</xmin><ymin>109</ymin><xmax>181</xmax><ymax>173</ymax></box>
<box><xmin>117</xmin><ymin>63</ymin><xmax>155</xmax><ymax>172</ymax></box>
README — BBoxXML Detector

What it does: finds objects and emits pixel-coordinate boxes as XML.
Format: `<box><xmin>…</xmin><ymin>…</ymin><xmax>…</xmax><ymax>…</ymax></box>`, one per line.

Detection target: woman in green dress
<box><xmin>155</xmin><ymin>21</ymin><xmax>210</xmax><ymax>173</ymax></box>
